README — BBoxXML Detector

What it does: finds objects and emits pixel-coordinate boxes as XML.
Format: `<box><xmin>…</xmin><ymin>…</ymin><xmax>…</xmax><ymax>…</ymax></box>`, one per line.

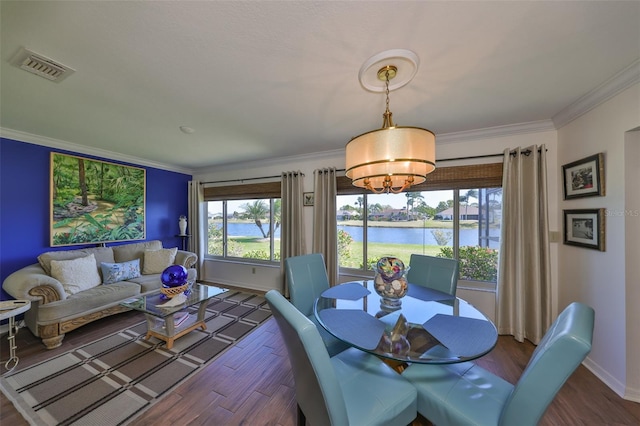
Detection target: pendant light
<box><xmin>345</xmin><ymin>50</ymin><xmax>436</xmax><ymax>193</ymax></box>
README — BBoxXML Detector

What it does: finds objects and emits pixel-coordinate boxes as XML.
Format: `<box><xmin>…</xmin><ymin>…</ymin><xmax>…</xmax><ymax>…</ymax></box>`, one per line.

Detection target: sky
<box><xmin>337</xmin><ymin>190</ymin><xmax>455</xmax><ymax>210</ymax></box>
<box><xmin>208</xmin><ymin>189</ymin><xmax>457</xmax><ymax>215</ymax></box>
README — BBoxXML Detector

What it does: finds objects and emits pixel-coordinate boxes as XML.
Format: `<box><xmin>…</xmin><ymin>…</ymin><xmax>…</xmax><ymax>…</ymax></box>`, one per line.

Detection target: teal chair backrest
<box><xmin>265</xmin><ymin>290</ymin><xmax>349</xmax><ymax>425</ymax></box>
<box><xmin>284</xmin><ymin>253</ymin><xmax>330</xmax><ymax>316</ymax></box>
<box><xmin>407</xmin><ymin>254</ymin><xmax>460</xmax><ymax>295</ymax></box>
<box><xmin>499</xmin><ymin>302</ymin><xmax>595</xmax><ymax>425</ymax></box>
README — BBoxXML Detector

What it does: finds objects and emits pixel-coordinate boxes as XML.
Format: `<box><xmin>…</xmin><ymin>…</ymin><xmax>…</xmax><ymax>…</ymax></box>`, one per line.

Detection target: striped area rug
<box><xmin>0</xmin><ymin>290</ymin><xmax>271</xmax><ymax>426</ymax></box>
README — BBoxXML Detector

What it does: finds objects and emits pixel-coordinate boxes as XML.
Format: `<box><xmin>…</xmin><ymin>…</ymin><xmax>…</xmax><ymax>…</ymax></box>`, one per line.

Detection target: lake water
<box><xmin>226</xmin><ymin>222</ymin><xmax>499</xmax><ymax>247</ymax></box>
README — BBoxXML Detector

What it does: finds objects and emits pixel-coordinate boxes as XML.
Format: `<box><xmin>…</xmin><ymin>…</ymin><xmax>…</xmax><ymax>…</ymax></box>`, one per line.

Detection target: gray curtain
<box><xmin>497</xmin><ymin>145</ymin><xmax>551</xmax><ymax>344</ymax></box>
<box><xmin>313</xmin><ymin>168</ymin><xmax>338</xmax><ymax>286</ymax></box>
<box><xmin>280</xmin><ymin>171</ymin><xmax>306</xmax><ymax>297</ymax></box>
<box><xmin>188</xmin><ymin>180</ymin><xmax>205</xmax><ymax>276</ymax></box>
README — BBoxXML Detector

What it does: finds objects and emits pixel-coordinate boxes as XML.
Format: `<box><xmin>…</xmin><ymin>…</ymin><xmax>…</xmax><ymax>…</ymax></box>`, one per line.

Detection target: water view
<box><xmin>225</xmin><ymin>222</ymin><xmax>500</xmax><ymax>248</ymax></box>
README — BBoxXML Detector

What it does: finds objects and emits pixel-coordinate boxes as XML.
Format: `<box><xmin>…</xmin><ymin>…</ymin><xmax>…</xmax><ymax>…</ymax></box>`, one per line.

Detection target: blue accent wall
<box><xmin>0</xmin><ymin>138</ymin><xmax>192</xmax><ymax>300</ymax></box>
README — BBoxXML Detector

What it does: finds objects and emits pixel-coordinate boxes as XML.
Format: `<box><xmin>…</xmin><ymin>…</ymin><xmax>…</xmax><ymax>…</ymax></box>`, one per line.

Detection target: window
<box><xmin>337</xmin><ymin>188</ymin><xmax>501</xmax><ymax>282</ymax></box>
<box><xmin>207</xmin><ymin>199</ymin><xmax>281</xmax><ymax>262</ymax></box>
<box><xmin>204</xmin><ymin>181</ymin><xmax>282</xmax><ymax>263</ymax></box>
<box><xmin>336</xmin><ymin>163</ymin><xmax>503</xmax><ymax>283</ymax></box>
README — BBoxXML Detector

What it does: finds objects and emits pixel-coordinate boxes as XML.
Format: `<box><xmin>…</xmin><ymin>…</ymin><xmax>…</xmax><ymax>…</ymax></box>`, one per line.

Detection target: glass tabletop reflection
<box><xmin>120</xmin><ymin>283</ymin><xmax>227</xmax><ymax>319</ymax></box>
<box><xmin>314</xmin><ymin>280</ymin><xmax>498</xmax><ymax>364</ymax></box>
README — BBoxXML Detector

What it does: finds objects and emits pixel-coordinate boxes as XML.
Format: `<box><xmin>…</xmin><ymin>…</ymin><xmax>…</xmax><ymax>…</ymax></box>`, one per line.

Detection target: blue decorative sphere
<box><xmin>161</xmin><ymin>265</ymin><xmax>188</xmax><ymax>287</ymax></box>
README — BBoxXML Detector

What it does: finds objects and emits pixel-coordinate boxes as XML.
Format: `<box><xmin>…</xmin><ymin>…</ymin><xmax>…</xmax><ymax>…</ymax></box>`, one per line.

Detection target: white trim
<box><xmin>437</xmin><ymin>120</ymin><xmax>556</xmax><ymax>144</ymax></box>
<box><xmin>0</xmin><ymin>128</ymin><xmax>193</xmax><ymax>175</ymax></box>
<box><xmin>582</xmin><ymin>356</ymin><xmax>628</xmax><ymax>399</ymax></box>
<box><xmin>553</xmin><ymin>58</ymin><xmax>640</xmax><ymax>129</ymax></box>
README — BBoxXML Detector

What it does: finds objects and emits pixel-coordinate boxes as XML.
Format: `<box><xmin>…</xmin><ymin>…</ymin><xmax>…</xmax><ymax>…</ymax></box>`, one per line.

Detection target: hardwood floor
<box><xmin>2</xmin><ymin>310</ymin><xmax>639</xmax><ymax>425</ymax></box>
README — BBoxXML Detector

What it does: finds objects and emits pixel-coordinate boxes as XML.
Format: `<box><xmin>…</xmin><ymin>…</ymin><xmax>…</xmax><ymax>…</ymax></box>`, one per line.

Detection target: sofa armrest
<box><xmin>2</xmin><ymin>264</ymin><xmax>67</xmax><ymax>304</ymax></box>
<box><xmin>174</xmin><ymin>250</ymin><xmax>198</xmax><ymax>268</ymax></box>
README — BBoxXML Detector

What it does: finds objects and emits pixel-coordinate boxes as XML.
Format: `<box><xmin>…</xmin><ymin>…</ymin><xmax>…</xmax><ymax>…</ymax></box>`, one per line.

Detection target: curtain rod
<box><xmin>438</xmin><ymin>147</ymin><xmax>545</xmax><ymax>162</ymax></box>
<box><xmin>201</xmin><ymin>171</ymin><xmax>305</xmax><ymax>185</ymax></box>
<box><xmin>201</xmin><ymin>148</ymin><xmax>545</xmax><ymax>184</ymax></box>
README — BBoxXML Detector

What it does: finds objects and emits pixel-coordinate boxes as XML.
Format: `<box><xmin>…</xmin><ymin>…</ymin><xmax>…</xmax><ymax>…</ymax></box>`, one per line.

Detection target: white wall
<box><xmin>557</xmin><ymin>83</ymin><xmax>640</xmax><ymax>400</ymax></box>
<box><xmin>193</xmin><ymin>128</ymin><xmax>559</xmax><ymax>321</ymax></box>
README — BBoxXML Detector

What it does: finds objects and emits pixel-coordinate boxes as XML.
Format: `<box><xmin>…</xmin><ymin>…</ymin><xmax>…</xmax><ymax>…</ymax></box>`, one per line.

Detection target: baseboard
<box><xmin>623</xmin><ymin>387</ymin><xmax>640</xmax><ymax>403</ymax></box>
<box><xmin>582</xmin><ymin>355</ymin><xmax>628</xmax><ymax>399</ymax></box>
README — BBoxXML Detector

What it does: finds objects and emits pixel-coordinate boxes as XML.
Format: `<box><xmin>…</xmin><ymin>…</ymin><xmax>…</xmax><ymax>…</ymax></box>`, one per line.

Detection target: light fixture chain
<box><xmin>385</xmin><ymin>70</ymin><xmax>390</xmax><ymax>112</ymax></box>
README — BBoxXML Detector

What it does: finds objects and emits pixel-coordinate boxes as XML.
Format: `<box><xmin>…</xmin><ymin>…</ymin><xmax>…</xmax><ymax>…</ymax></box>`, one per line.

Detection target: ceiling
<box><xmin>1</xmin><ymin>1</ymin><xmax>639</xmax><ymax>173</ymax></box>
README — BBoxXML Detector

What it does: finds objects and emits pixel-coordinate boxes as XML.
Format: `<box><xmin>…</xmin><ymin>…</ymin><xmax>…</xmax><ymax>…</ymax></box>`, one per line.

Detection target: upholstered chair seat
<box><xmin>401</xmin><ymin>302</ymin><xmax>595</xmax><ymax>426</ymax></box>
<box><xmin>266</xmin><ymin>289</ymin><xmax>418</xmax><ymax>426</ymax></box>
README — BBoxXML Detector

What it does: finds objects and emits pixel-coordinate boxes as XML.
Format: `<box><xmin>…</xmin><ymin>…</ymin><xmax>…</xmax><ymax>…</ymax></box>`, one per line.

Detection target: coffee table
<box><xmin>120</xmin><ymin>283</ymin><xmax>226</xmax><ymax>349</ymax></box>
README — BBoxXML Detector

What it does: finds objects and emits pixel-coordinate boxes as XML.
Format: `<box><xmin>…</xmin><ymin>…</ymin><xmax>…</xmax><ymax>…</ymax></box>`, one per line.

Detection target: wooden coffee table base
<box><xmin>143</xmin><ymin>298</ymin><xmax>210</xmax><ymax>349</ymax></box>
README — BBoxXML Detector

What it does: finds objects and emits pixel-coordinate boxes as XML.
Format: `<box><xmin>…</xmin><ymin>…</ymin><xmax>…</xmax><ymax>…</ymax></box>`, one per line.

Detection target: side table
<box><xmin>1</xmin><ymin>300</ymin><xmax>31</xmax><ymax>372</ymax></box>
<box><xmin>175</xmin><ymin>234</ymin><xmax>191</xmax><ymax>251</ymax></box>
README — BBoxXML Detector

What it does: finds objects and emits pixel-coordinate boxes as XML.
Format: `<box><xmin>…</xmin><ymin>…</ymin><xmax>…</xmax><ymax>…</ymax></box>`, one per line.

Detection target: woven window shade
<box><xmin>204</xmin><ymin>181</ymin><xmax>281</xmax><ymax>201</ymax></box>
<box><xmin>337</xmin><ymin>163</ymin><xmax>503</xmax><ymax>195</ymax></box>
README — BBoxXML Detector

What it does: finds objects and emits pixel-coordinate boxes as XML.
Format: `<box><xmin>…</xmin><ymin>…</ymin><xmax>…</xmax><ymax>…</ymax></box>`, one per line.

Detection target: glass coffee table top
<box><xmin>121</xmin><ymin>283</ymin><xmax>226</xmax><ymax>318</ymax></box>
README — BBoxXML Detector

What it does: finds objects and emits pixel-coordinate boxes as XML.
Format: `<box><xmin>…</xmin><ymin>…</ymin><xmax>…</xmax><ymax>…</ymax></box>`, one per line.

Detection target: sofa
<box><xmin>2</xmin><ymin>240</ymin><xmax>197</xmax><ymax>349</ymax></box>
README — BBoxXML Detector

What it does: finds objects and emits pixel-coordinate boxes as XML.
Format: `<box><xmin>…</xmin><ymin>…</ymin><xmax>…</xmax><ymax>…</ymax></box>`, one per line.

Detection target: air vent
<box><xmin>11</xmin><ymin>47</ymin><xmax>75</xmax><ymax>82</ymax></box>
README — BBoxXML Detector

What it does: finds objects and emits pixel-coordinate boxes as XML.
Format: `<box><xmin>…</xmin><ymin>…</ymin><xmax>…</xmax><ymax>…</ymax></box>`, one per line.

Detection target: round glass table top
<box><xmin>314</xmin><ymin>280</ymin><xmax>498</xmax><ymax>364</ymax></box>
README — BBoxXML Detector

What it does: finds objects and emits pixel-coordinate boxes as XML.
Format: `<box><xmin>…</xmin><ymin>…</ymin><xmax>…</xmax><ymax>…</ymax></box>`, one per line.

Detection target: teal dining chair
<box><xmin>406</xmin><ymin>254</ymin><xmax>460</xmax><ymax>296</ymax></box>
<box><xmin>265</xmin><ymin>290</ymin><xmax>418</xmax><ymax>426</ymax></box>
<box><xmin>284</xmin><ymin>253</ymin><xmax>349</xmax><ymax>356</ymax></box>
<box><xmin>401</xmin><ymin>302</ymin><xmax>595</xmax><ymax>426</ymax></box>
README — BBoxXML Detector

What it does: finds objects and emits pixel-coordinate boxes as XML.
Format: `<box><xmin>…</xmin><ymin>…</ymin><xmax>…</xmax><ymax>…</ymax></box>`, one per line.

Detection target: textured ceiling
<box><xmin>1</xmin><ymin>1</ymin><xmax>639</xmax><ymax>172</ymax></box>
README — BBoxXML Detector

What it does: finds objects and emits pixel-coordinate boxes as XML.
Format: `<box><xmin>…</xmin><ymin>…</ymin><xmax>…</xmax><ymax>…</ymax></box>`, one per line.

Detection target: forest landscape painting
<box><xmin>51</xmin><ymin>153</ymin><xmax>145</xmax><ymax>246</ymax></box>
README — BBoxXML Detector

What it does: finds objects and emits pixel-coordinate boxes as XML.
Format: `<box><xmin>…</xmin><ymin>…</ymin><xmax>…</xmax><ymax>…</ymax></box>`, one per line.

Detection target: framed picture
<box><xmin>51</xmin><ymin>153</ymin><xmax>146</xmax><ymax>246</ymax></box>
<box><xmin>562</xmin><ymin>153</ymin><xmax>605</xmax><ymax>199</ymax></box>
<box><xmin>563</xmin><ymin>209</ymin><xmax>605</xmax><ymax>251</ymax></box>
<box><xmin>303</xmin><ymin>192</ymin><xmax>314</xmax><ymax>206</ymax></box>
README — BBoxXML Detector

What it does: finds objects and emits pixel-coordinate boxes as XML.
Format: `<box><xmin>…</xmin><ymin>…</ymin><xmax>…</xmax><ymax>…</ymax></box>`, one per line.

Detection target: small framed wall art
<box><xmin>303</xmin><ymin>192</ymin><xmax>314</xmax><ymax>206</ymax></box>
<box><xmin>562</xmin><ymin>153</ymin><xmax>605</xmax><ymax>200</ymax></box>
<box><xmin>563</xmin><ymin>208</ymin><xmax>605</xmax><ymax>251</ymax></box>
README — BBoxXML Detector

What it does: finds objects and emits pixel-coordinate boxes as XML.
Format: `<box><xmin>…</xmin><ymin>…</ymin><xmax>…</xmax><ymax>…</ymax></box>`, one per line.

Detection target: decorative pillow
<box><xmin>100</xmin><ymin>259</ymin><xmax>141</xmax><ymax>284</ymax></box>
<box><xmin>142</xmin><ymin>247</ymin><xmax>178</xmax><ymax>274</ymax></box>
<box><xmin>50</xmin><ymin>254</ymin><xmax>102</xmax><ymax>296</ymax></box>
<box><xmin>38</xmin><ymin>247</ymin><xmax>115</xmax><ymax>276</ymax></box>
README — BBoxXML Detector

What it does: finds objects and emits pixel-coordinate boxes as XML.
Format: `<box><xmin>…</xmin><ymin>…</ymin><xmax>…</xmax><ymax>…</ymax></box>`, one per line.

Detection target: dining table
<box><xmin>314</xmin><ymin>280</ymin><xmax>498</xmax><ymax>364</ymax></box>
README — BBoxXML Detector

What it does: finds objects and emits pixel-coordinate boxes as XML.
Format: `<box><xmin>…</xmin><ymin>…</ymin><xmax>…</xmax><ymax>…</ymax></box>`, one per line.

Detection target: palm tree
<box><xmin>355</xmin><ymin>196</ymin><xmax>364</xmax><ymax>219</ymax></box>
<box><xmin>462</xmin><ymin>189</ymin><xmax>478</xmax><ymax>220</ymax></box>
<box><xmin>267</xmin><ymin>199</ymin><xmax>281</xmax><ymax>238</ymax></box>
<box><xmin>241</xmin><ymin>200</ymin><xmax>269</xmax><ymax>238</ymax></box>
<box><xmin>405</xmin><ymin>192</ymin><xmax>424</xmax><ymax>220</ymax></box>
<box><xmin>368</xmin><ymin>203</ymin><xmax>383</xmax><ymax>219</ymax></box>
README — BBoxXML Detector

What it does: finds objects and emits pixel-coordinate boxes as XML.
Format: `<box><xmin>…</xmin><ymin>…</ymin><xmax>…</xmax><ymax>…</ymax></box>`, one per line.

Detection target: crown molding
<box><xmin>436</xmin><ymin>120</ymin><xmax>556</xmax><ymax>144</ymax></box>
<box><xmin>0</xmin><ymin>128</ymin><xmax>194</xmax><ymax>175</ymax></box>
<box><xmin>553</xmin><ymin>58</ymin><xmax>640</xmax><ymax>129</ymax></box>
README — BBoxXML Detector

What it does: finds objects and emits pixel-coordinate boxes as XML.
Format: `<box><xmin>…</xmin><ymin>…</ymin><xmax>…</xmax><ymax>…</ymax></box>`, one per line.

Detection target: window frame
<box><xmin>336</xmin><ymin>162</ymin><xmax>503</xmax><ymax>288</ymax></box>
<box><xmin>204</xmin><ymin>181</ymin><xmax>282</xmax><ymax>264</ymax></box>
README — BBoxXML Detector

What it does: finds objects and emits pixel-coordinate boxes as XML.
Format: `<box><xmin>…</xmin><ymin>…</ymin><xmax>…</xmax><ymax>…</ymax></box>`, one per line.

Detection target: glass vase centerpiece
<box><xmin>373</xmin><ymin>257</ymin><xmax>409</xmax><ymax>311</ymax></box>
<box><xmin>160</xmin><ymin>265</ymin><xmax>189</xmax><ymax>299</ymax></box>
